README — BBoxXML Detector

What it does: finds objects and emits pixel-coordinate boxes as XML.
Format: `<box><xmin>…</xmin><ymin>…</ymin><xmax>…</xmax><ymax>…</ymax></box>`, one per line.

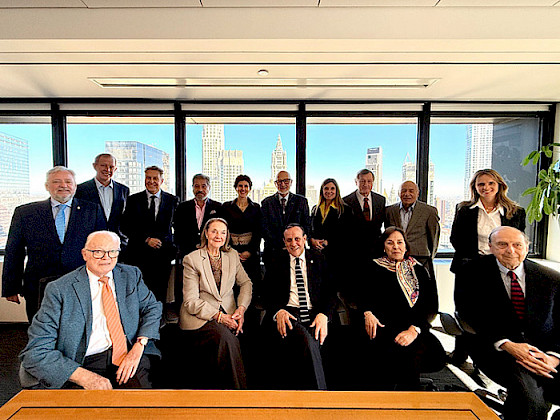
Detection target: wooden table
<box><xmin>0</xmin><ymin>390</ymin><xmax>499</xmax><ymax>419</ymax></box>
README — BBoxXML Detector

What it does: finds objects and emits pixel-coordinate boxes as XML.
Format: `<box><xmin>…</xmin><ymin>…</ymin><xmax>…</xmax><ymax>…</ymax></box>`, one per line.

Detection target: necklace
<box><xmin>209</xmin><ymin>252</ymin><xmax>221</xmax><ymax>261</ymax></box>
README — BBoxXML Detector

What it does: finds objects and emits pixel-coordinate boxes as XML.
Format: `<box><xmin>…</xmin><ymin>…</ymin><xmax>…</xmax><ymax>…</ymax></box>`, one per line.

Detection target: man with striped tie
<box><xmin>455</xmin><ymin>226</ymin><xmax>560</xmax><ymax>420</ymax></box>
<box><xmin>263</xmin><ymin>223</ymin><xmax>336</xmax><ymax>390</ymax></box>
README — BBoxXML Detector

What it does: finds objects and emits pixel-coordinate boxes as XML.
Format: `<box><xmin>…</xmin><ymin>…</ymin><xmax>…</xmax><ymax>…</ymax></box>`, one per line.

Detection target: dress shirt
<box><xmin>399</xmin><ymin>201</ymin><xmax>416</xmax><ymax>231</ymax></box>
<box><xmin>287</xmin><ymin>252</ymin><xmax>312</xmax><ymax>310</ymax></box>
<box><xmin>471</xmin><ymin>201</ymin><xmax>503</xmax><ymax>255</ymax></box>
<box><xmin>355</xmin><ymin>191</ymin><xmax>372</xmax><ymax>220</ymax></box>
<box><xmin>145</xmin><ymin>189</ymin><xmax>162</xmax><ymax>219</ymax></box>
<box><xmin>278</xmin><ymin>192</ymin><xmax>291</xmax><ymax>203</ymax></box>
<box><xmin>94</xmin><ymin>178</ymin><xmax>114</xmax><ymax>220</ymax></box>
<box><xmin>85</xmin><ymin>268</ymin><xmax>118</xmax><ymax>357</ymax></box>
<box><xmin>195</xmin><ymin>198</ymin><xmax>207</xmax><ymax>229</ymax></box>
<box><xmin>50</xmin><ymin>198</ymin><xmax>72</xmax><ymax>230</ymax></box>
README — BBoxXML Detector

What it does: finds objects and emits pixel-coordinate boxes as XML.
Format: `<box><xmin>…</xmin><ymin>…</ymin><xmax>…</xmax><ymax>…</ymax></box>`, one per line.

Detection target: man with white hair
<box><xmin>2</xmin><ymin>166</ymin><xmax>106</xmax><ymax>321</ymax></box>
<box><xmin>20</xmin><ymin>230</ymin><xmax>162</xmax><ymax>389</ymax></box>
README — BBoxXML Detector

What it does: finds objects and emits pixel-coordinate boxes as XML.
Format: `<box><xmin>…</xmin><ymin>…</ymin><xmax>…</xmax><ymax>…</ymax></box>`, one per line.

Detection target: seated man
<box><xmin>20</xmin><ymin>230</ymin><xmax>162</xmax><ymax>390</ymax></box>
<box><xmin>263</xmin><ymin>223</ymin><xmax>336</xmax><ymax>390</ymax></box>
<box><xmin>455</xmin><ymin>226</ymin><xmax>560</xmax><ymax>420</ymax></box>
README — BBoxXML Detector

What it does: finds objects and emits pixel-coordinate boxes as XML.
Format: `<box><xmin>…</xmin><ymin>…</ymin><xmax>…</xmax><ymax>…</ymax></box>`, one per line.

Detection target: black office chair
<box><xmin>37</xmin><ymin>275</ymin><xmax>60</xmax><ymax>310</ymax></box>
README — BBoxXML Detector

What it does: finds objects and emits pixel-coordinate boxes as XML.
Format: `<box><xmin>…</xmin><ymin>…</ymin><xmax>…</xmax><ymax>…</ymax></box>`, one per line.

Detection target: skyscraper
<box><xmin>271</xmin><ymin>134</ymin><xmax>287</xmax><ymax>181</ymax></box>
<box><xmin>366</xmin><ymin>147</ymin><xmax>382</xmax><ymax>193</ymax></box>
<box><xmin>464</xmin><ymin>124</ymin><xmax>493</xmax><ymax>198</ymax></box>
<box><xmin>219</xmin><ymin>150</ymin><xmax>244</xmax><ymax>202</ymax></box>
<box><xmin>402</xmin><ymin>153</ymin><xmax>415</xmax><ymax>183</ymax></box>
<box><xmin>202</xmin><ymin>124</ymin><xmax>225</xmax><ymax>199</ymax></box>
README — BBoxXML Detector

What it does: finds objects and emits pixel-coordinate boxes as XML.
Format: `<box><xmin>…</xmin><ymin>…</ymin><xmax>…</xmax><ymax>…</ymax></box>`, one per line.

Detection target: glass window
<box><xmin>429</xmin><ymin>117</ymin><xmax>540</xmax><ymax>253</ymax></box>
<box><xmin>0</xmin><ymin>119</ymin><xmax>52</xmax><ymax>249</ymax></box>
<box><xmin>67</xmin><ymin>117</ymin><xmax>175</xmax><ymax>195</ymax></box>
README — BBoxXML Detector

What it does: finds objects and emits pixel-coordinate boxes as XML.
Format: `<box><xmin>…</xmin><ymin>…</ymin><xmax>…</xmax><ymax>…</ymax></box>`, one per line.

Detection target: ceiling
<box><xmin>1</xmin><ymin>2</ymin><xmax>560</xmax><ymax>103</ymax></box>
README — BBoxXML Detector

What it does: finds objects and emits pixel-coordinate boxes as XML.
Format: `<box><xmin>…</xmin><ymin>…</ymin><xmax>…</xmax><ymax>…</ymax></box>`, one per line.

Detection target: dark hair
<box><xmin>356</xmin><ymin>168</ymin><xmax>374</xmax><ymax>181</ymax></box>
<box><xmin>145</xmin><ymin>165</ymin><xmax>163</xmax><ymax>175</ymax></box>
<box><xmin>192</xmin><ymin>173</ymin><xmax>211</xmax><ymax>185</ymax></box>
<box><xmin>379</xmin><ymin>226</ymin><xmax>410</xmax><ymax>259</ymax></box>
<box><xmin>197</xmin><ymin>217</ymin><xmax>231</xmax><ymax>252</ymax></box>
<box><xmin>284</xmin><ymin>222</ymin><xmax>306</xmax><ymax>237</ymax></box>
<box><xmin>234</xmin><ymin>174</ymin><xmax>253</xmax><ymax>189</ymax></box>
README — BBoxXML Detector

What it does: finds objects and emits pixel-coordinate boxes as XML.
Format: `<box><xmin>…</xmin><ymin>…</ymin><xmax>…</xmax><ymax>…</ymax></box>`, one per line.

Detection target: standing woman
<box><xmin>180</xmin><ymin>218</ymin><xmax>252</xmax><ymax>389</ymax></box>
<box><xmin>449</xmin><ymin>168</ymin><xmax>525</xmax><ymax>364</ymax></box>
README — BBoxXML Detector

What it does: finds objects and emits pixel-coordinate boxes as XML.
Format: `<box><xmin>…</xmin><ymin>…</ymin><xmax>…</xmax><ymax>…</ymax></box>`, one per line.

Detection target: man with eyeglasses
<box><xmin>20</xmin><ymin>230</ymin><xmax>162</xmax><ymax>390</ymax></box>
<box><xmin>2</xmin><ymin>166</ymin><xmax>106</xmax><ymax>321</ymax></box>
<box><xmin>455</xmin><ymin>226</ymin><xmax>560</xmax><ymax>420</ymax></box>
<box><xmin>261</xmin><ymin>171</ymin><xmax>311</xmax><ymax>266</ymax></box>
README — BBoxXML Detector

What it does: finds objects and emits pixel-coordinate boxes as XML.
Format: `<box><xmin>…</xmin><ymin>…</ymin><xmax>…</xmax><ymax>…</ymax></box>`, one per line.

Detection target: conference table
<box><xmin>0</xmin><ymin>389</ymin><xmax>499</xmax><ymax>419</ymax></box>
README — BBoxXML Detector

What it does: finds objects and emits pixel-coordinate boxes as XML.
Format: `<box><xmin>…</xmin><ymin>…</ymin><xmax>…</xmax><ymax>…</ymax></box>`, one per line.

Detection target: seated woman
<box><xmin>179</xmin><ymin>217</ymin><xmax>252</xmax><ymax>389</ymax></box>
<box><xmin>358</xmin><ymin>226</ymin><xmax>444</xmax><ymax>390</ymax></box>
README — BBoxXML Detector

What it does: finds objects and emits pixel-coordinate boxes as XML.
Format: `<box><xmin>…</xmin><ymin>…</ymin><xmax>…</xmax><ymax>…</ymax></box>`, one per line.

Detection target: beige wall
<box><xmin>0</xmin><ymin>261</ymin><xmax>29</xmax><ymax>322</ymax></box>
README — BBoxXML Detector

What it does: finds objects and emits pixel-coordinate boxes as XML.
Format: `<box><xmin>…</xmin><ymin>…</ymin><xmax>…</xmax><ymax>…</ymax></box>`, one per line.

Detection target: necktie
<box><xmin>149</xmin><ymin>195</ymin><xmax>156</xmax><ymax>220</ymax></box>
<box><xmin>281</xmin><ymin>197</ymin><xmax>287</xmax><ymax>215</ymax></box>
<box><xmin>363</xmin><ymin>197</ymin><xmax>371</xmax><ymax>222</ymax></box>
<box><xmin>55</xmin><ymin>204</ymin><xmax>67</xmax><ymax>243</ymax></box>
<box><xmin>98</xmin><ymin>276</ymin><xmax>128</xmax><ymax>366</ymax></box>
<box><xmin>295</xmin><ymin>258</ymin><xmax>311</xmax><ymax>323</ymax></box>
<box><xmin>508</xmin><ymin>271</ymin><xmax>525</xmax><ymax>321</ymax></box>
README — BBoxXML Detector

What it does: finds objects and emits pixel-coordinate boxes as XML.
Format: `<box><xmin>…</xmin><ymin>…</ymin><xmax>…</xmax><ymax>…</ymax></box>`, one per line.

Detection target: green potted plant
<box><xmin>522</xmin><ymin>143</ymin><xmax>560</xmax><ymax>223</ymax></box>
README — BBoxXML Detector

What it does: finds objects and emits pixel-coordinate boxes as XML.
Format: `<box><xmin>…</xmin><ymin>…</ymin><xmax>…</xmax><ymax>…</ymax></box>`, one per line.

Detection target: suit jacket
<box><xmin>2</xmin><ymin>198</ymin><xmax>106</xmax><ymax>298</ymax></box>
<box><xmin>75</xmin><ymin>178</ymin><xmax>130</xmax><ymax>245</ymax></box>
<box><xmin>19</xmin><ymin>264</ymin><xmax>162</xmax><ymax>389</ymax></box>
<box><xmin>450</xmin><ymin>204</ymin><xmax>526</xmax><ymax>273</ymax></box>
<box><xmin>343</xmin><ymin>190</ymin><xmax>386</xmax><ymax>256</ymax></box>
<box><xmin>455</xmin><ymin>256</ymin><xmax>560</xmax><ymax>355</ymax></box>
<box><xmin>179</xmin><ymin>248</ymin><xmax>252</xmax><ymax>330</ymax></box>
<box><xmin>385</xmin><ymin>201</ymin><xmax>440</xmax><ymax>259</ymax></box>
<box><xmin>173</xmin><ymin>198</ymin><xmax>222</xmax><ymax>259</ymax></box>
<box><xmin>263</xmin><ymin>249</ymin><xmax>336</xmax><ymax>320</ymax></box>
<box><xmin>120</xmin><ymin>190</ymin><xmax>179</xmax><ymax>262</ymax></box>
<box><xmin>261</xmin><ymin>192</ymin><xmax>311</xmax><ymax>252</ymax></box>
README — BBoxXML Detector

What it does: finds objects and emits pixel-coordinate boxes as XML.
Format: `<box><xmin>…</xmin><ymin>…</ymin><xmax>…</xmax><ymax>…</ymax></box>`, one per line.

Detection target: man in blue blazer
<box><xmin>75</xmin><ymin>153</ymin><xmax>130</xmax><ymax>248</ymax></box>
<box><xmin>20</xmin><ymin>230</ymin><xmax>162</xmax><ymax>389</ymax></box>
<box><xmin>2</xmin><ymin>166</ymin><xmax>106</xmax><ymax>321</ymax></box>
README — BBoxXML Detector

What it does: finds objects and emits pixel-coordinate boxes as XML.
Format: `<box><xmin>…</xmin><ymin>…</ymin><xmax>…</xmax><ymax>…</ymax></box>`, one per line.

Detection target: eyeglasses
<box><xmin>85</xmin><ymin>249</ymin><xmax>120</xmax><ymax>259</ymax></box>
<box><xmin>275</xmin><ymin>179</ymin><xmax>292</xmax><ymax>185</ymax></box>
<box><xmin>493</xmin><ymin>242</ymin><xmax>525</xmax><ymax>250</ymax></box>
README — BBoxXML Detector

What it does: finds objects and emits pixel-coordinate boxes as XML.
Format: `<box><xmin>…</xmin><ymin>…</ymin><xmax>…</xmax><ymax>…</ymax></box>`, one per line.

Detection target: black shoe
<box><xmin>446</xmin><ymin>350</ymin><xmax>468</xmax><ymax>367</ymax></box>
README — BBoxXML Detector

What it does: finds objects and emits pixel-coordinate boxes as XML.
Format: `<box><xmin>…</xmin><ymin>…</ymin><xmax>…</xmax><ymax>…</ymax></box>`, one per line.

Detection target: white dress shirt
<box><xmin>471</xmin><ymin>200</ymin><xmax>503</xmax><ymax>255</ymax></box>
<box><xmin>50</xmin><ymin>197</ymin><xmax>72</xmax><ymax>230</ymax></box>
<box><xmin>287</xmin><ymin>252</ymin><xmax>312</xmax><ymax>310</ymax></box>
<box><xmin>146</xmin><ymin>189</ymin><xmax>162</xmax><ymax>218</ymax></box>
<box><xmin>95</xmin><ymin>178</ymin><xmax>114</xmax><ymax>220</ymax></box>
<box><xmin>355</xmin><ymin>191</ymin><xmax>372</xmax><ymax>220</ymax></box>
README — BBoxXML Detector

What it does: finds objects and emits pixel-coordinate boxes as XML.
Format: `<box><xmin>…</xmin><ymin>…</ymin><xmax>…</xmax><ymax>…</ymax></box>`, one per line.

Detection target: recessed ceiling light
<box><xmin>257</xmin><ymin>69</ymin><xmax>269</xmax><ymax>76</ymax></box>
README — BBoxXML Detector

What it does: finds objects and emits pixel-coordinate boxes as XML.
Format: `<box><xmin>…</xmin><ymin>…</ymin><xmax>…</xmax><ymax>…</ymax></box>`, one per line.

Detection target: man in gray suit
<box><xmin>20</xmin><ymin>230</ymin><xmax>162</xmax><ymax>389</ymax></box>
<box><xmin>385</xmin><ymin>180</ymin><xmax>440</xmax><ymax>280</ymax></box>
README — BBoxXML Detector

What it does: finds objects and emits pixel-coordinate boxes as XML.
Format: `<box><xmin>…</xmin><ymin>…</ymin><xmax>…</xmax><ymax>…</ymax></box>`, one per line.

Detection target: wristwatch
<box><xmin>136</xmin><ymin>337</ymin><xmax>149</xmax><ymax>346</ymax></box>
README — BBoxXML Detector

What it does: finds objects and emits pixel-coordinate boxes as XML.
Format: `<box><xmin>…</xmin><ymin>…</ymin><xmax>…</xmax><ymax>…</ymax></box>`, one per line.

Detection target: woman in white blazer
<box><xmin>179</xmin><ymin>217</ymin><xmax>252</xmax><ymax>389</ymax></box>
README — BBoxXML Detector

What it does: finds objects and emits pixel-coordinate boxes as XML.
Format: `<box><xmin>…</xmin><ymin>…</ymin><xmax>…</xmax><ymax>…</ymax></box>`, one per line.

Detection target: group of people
<box><xmin>3</xmin><ymin>153</ymin><xmax>560</xmax><ymax>419</ymax></box>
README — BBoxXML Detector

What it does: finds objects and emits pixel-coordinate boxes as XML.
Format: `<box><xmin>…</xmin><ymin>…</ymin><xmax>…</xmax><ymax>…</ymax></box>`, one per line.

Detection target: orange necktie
<box><xmin>98</xmin><ymin>276</ymin><xmax>128</xmax><ymax>366</ymax></box>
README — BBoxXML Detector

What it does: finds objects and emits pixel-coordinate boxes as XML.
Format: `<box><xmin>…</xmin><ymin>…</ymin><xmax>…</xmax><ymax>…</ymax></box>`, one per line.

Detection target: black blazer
<box><xmin>455</xmin><ymin>256</ymin><xmax>560</xmax><ymax>355</ymax></box>
<box><xmin>221</xmin><ymin>198</ymin><xmax>262</xmax><ymax>257</ymax></box>
<box><xmin>121</xmin><ymin>190</ymin><xmax>179</xmax><ymax>261</ymax></box>
<box><xmin>75</xmin><ymin>178</ymin><xmax>130</xmax><ymax>244</ymax></box>
<box><xmin>309</xmin><ymin>203</ymin><xmax>353</xmax><ymax>251</ymax></box>
<box><xmin>261</xmin><ymin>192</ymin><xmax>310</xmax><ymax>252</ymax></box>
<box><xmin>343</xmin><ymin>190</ymin><xmax>386</xmax><ymax>255</ymax></box>
<box><xmin>173</xmin><ymin>198</ymin><xmax>222</xmax><ymax>259</ymax></box>
<box><xmin>450</xmin><ymin>204</ymin><xmax>526</xmax><ymax>273</ymax></box>
<box><xmin>2</xmin><ymin>198</ymin><xmax>106</xmax><ymax>298</ymax></box>
<box><xmin>263</xmin><ymin>249</ymin><xmax>336</xmax><ymax>320</ymax></box>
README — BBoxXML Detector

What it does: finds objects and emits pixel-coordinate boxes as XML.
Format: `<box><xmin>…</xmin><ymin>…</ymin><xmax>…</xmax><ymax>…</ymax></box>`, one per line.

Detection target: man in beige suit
<box><xmin>385</xmin><ymin>181</ymin><xmax>440</xmax><ymax>280</ymax></box>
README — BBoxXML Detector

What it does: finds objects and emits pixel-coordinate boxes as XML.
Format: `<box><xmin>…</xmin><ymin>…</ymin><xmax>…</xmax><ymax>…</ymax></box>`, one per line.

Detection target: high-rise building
<box><xmin>402</xmin><ymin>153</ymin><xmax>415</xmax><ymax>183</ymax></box>
<box><xmin>202</xmin><ymin>124</ymin><xmax>225</xmax><ymax>199</ymax></box>
<box><xmin>271</xmin><ymin>134</ymin><xmax>287</xmax><ymax>181</ymax></box>
<box><xmin>428</xmin><ymin>161</ymin><xmax>435</xmax><ymax>206</ymax></box>
<box><xmin>106</xmin><ymin>141</ymin><xmax>170</xmax><ymax>194</ymax></box>
<box><xmin>219</xmin><ymin>150</ymin><xmax>243</xmax><ymax>202</ymax></box>
<box><xmin>464</xmin><ymin>124</ymin><xmax>493</xmax><ymax>198</ymax></box>
<box><xmin>366</xmin><ymin>147</ymin><xmax>382</xmax><ymax>193</ymax></box>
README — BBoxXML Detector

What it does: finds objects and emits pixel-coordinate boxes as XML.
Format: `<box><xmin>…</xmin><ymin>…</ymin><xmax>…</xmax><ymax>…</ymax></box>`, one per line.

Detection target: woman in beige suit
<box><xmin>179</xmin><ymin>217</ymin><xmax>252</xmax><ymax>389</ymax></box>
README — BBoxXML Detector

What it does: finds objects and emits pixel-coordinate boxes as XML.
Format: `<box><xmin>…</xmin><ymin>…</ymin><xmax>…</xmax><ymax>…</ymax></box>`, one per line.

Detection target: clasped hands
<box><xmin>501</xmin><ymin>341</ymin><xmax>560</xmax><ymax>378</ymax></box>
<box><xmin>276</xmin><ymin>309</ymin><xmax>328</xmax><ymax>345</ymax></box>
<box><xmin>216</xmin><ymin>306</ymin><xmax>246</xmax><ymax>336</ymax></box>
<box><xmin>364</xmin><ymin>311</ymin><xmax>418</xmax><ymax>346</ymax></box>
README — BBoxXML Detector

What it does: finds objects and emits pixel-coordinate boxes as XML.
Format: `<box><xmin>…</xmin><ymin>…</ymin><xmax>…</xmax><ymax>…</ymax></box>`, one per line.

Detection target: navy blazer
<box><xmin>343</xmin><ymin>190</ymin><xmax>386</xmax><ymax>255</ymax></box>
<box><xmin>75</xmin><ymin>178</ymin><xmax>129</xmax><ymax>244</ymax></box>
<box><xmin>173</xmin><ymin>198</ymin><xmax>222</xmax><ymax>259</ymax></box>
<box><xmin>20</xmin><ymin>264</ymin><xmax>162</xmax><ymax>389</ymax></box>
<box><xmin>261</xmin><ymin>192</ymin><xmax>311</xmax><ymax>252</ymax></box>
<box><xmin>2</xmin><ymin>198</ymin><xmax>106</xmax><ymax>298</ymax></box>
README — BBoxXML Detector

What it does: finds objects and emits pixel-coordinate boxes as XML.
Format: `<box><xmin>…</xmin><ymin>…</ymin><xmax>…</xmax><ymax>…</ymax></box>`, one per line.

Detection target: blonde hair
<box><xmin>197</xmin><ymin>218</ymin><xmax>232</xmax><ymax>252</ymax></box>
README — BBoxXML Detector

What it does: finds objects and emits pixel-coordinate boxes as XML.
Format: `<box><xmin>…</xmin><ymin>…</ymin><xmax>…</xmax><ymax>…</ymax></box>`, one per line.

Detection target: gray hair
<box><xmin>46</xmin><ymin>166</ymin><xmax>76</xmax><ymax>182</ymax></box>
<box><xmin>488</xmin><ymin>226</ymin><xmax>529</xmax><ymax>245</ymax></box>
<box><xmin>192</xmin><ymin>173</ymin><xmax>211</xmax><ymax>186</ymax></box>
<box><xmin>84</xmin><ymin>230</ymin><xmax>121</xmax><ymax>249</ymax></box>
<box><xmin>94</xmin><ymin>153</ymin><xmax>117</xmax><ymax>165</ymax></box>
<box><xmin>145</xmin><ymin>165</ymin><xmax>164</xmax><ymax>175</ymax></box>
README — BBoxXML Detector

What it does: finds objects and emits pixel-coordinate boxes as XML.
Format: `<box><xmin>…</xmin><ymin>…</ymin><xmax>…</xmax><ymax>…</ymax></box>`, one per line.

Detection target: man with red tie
<box><xmin>455</xmin><ymin>226</ymin><xmax>560</xmax><ymax>420</ymax></box>
<box><xmin>19</xmin><ymin>230</ymin><xmax>162</xmax><ymax>389</ymax></box>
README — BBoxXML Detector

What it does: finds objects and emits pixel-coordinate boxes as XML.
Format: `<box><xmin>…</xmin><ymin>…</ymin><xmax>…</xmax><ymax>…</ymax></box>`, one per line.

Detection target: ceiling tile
<box><xmin>83</xmin><ymin>0</ymin><xmax>201</xmax><ymax>7</ymax></box>
<box><xmin>202</xmin><ymin>0</ymin><xmax>318</xmax><ymax>7</ymax></box>
<box><xmin>320</xmin><ymin>0</ymin><xmax>437</xmax><ymax>6</ymax></box>
<box><xmin>437</xmin><ymin>0</ymin><xmax>556</xmax><ymax>6</ymax></box>
<box><xmin>0</xmin><ymin>0</ymin><xmax>85</xmax><ymax>7</ymax></box>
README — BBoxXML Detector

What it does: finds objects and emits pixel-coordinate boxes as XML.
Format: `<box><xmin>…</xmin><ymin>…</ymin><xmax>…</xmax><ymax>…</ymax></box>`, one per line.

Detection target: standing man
<box><xmin>385</xmin><ymin>180</ymin><xmax>440</xmax><ymax>280</ymax></box>
<box><xmin>121</xmin><ymin>166</ymin><xmax>178</xmax><ymax>304</ymax></box>
<box><xmin>75</xmin><ymin>153</ymin><xmax>130</xmax><ymax>250</ymax></box>
<box><xmin>343</xmin><ymin>169</ymin><xmax>386</xmax><ymax>259</ymax></box>
<box><xmin>456</xmin><ymin>226</ymin><xmax>560</xmax><ymax>420</ymax></box>
<box><xmin>261</xmin><ymin>170</ymin><xmax>310</xmax><ymax>265</ymax></box>
<box><xmin>2</xmin><ymin>166</ymin><xmax>106</xmax><ymax>321</ymax></box>
<box><xmin>20</xmin><ymin>231</ymin><xmax>162</xmax><ymax>389</ymax></box>
<box><xmin>263</xmin><ymin>224</ymin><xmax>336</xmax><ymax>390</ymax></box>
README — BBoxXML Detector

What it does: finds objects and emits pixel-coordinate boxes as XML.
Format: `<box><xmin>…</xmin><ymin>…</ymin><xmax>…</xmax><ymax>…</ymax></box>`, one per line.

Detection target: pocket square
<box><xmin>210</xmin><ymin>210</ymin><xmax>216</xmax><ymax>214</ymax></box>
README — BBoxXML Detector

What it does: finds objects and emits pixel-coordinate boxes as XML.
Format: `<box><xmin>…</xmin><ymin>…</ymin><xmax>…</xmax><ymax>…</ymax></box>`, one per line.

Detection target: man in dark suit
<box><xmin>261</xmin><ymin>170</ymin><xmax>310</xmax><ymax>265</ymax></box>
<box><xmin>121</xmin><ymin>166</ymin><xmax>178</xmax><ymax>304</ymax></box>
<box><xmin>19</xmin><ymin>230</ymin><xmax>162</xmax><ymax>389</ymax></box>
<box><xmin>385</xmin><ymin>180</ymin><xmax>440</xmax><ymax>279</ymax></box>
<box><xmin>263</xmin><ymin>224</ymin><xmax>336</xmax><ymax>390</ymax></box>
<box><xmin>75</xmin><ymin>153</ymin><xmax>130</xmax><ymax>249</ymax></box>
<box><xmin>2</xmin><ymin>166</ymin><xmax>106</xmax><ymax>321</ymax></box>
<box><xmin>343</xmin><ymin>168</ymin><xmax>386</xmax><ymax>259</ymax></box>
<box><xmin>455</xmin><ymin>226</ymin><xmax>560</xmax><ymax>420</ymax></box>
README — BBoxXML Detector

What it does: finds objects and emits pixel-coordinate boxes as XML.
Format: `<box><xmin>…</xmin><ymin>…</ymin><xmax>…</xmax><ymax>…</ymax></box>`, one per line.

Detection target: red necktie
<box><xmin>363</xmin><ymin>197</ymin><xmax>371</xmax><ymax>222</ymax></box>
<box><xmin>508</xmin><ymin>271</ymin><xmax>525</xmax><ymax>321</ymax></box>
<box><xmin>98</xmin><ymin>276</ymin><xmax>128</xmax><ymax>366</ymax></box>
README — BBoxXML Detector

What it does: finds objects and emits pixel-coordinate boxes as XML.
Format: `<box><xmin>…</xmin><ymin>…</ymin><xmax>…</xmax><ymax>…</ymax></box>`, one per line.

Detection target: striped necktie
<box><xmin>98</xmin><ymin>276</ymin><xmax>128</xmax><ymax>366</ymax></box>
<box><xmin>55</xmin><ymin>203</ymin><xmax>67</xmax><ymax>243</ymax></box>
<box><xmin>508</xmin><ymin>271</ymin><xmax>525</xmax><ymax>321</ymax></box>
<box><xmin>295</xmin><ymin>257</ymin><xmax>311</xmax><ymax>323</ymax></box>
